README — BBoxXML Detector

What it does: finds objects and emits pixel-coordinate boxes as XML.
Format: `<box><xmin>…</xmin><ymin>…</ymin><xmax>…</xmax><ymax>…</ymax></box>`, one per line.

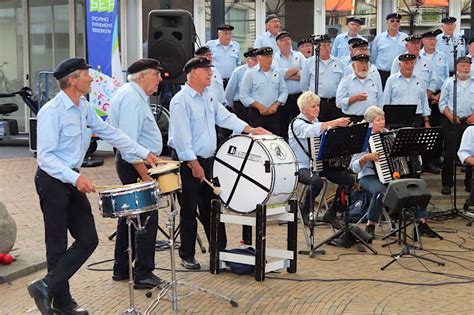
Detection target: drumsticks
<box><xmin>186</xmin><ymin>164</ymin><xmax>221</xmax><ymax>195</ymax></box>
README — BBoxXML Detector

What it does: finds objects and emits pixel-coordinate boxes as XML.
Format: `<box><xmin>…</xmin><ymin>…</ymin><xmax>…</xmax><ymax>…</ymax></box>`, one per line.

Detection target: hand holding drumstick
<box><xmin>187</xmin><ymin>161</ymin><xmax>221</xmax><ymax>195</ymax></box>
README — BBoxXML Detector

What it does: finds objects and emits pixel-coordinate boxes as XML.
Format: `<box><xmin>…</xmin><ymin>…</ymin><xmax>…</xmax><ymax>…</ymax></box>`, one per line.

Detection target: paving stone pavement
<box><xmin>0</xmin><ymin>154</ymin><xmax>473</xmax><ymax>314</ymax></box>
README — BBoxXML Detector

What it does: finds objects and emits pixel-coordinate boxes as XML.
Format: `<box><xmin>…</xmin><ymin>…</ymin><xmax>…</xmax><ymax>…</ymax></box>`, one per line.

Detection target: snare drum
<box><xmin>98</xmin><ymin>181</ymin><xmax>159</xmax><ymax>218</ymax></box>
<box><xmin>213</xmin><ymin>135</ymin><xmax>298</xmax><ymax>213</ymax></box>
<box><xmin>149</xmin><ymin>163</ymin><xmax>181</xmax><ymax>194</ymax></box>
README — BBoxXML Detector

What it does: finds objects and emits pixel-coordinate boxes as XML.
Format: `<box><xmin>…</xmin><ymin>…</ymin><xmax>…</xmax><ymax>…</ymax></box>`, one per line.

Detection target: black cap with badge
<box><xmin>351</xmin><ymin>54</ymin><xmax>370</xmax><ymax>62</ymax></box>
<box><xmin>265</xmin><ymin>14</ymin><xmax>279</xmax><ymax>23</ymax></box>
<box><xmin>386</xmin><ymin>13</ymin><xmax>402</xmax><ymax>20</ymax></box>
<box><xmin>349</xmin><ymin>38</ymin><xmax>368</xmax><ymax>48</ymax></box>
<box><xmin>297</xmin><ymin>37</ymin><xmax>312</xmax><ymax>47</ymax></box>
<box><xmin>217</xmin><ymin>24</ymin><xmax>234</xmax><ymax>31</ymax></box>
<box><xmin>457</xmin><ymin>56</ymin><xmax>472</xmax><ymax>64</ymax></box>
<box><xmin>347</xmin><ymin>16</ymin><xmax>362</xmax><ymax>25</ymax></box>
<box><xmin>255</xmin><ymin>47</ymin><xmax>273</xmax><ymax>56</ymax></box>
<box><xmin>441</xmin><ymin>16</ymin><xmax>456</xmax><ymax>24</ymax></box>
<box><xmin>183</xmin><ymin>57</ymin><xmax>214</xmax><ymax>73</ymax></box>
<box><xmin>421</xmin><ymin>29</ymin><xmax>442</xmax><ymax>38</ymax></box>
<box><xmin>398</xmin><ymin>53</ymin><xmax>416</xmax><ymax>61</ymax></box>
<box><xmin>53</xmin><ymin>57</ymin><xmax>91</xmax><ymax>80</ymax></box>
<box><xmin>127</xmin><ymin>58</ymin><xmax>163</xmax><ymax>75</ymax></box>
<box><xmin>404</xmin><ymin>34</ymin><xmax>422</xmax><ymax>42</ymax></box>
<box><xmin>243</xmin><ymin>48</ymin><xmax>259</xmax><ymax>58</ymax></box>
<box><xmin>195</xmin><ymin>46</ymin><xmax>211</xmax><ymax>56</ymax></box>
<box><xmin>276</xmin><ymin>31</ymin><xmax>291</xmax><ymax>41</ymax></box>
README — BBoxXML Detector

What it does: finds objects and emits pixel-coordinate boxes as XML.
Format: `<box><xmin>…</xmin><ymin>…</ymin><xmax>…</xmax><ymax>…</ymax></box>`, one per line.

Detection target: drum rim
<box><xmin>98</xmin><ymin>181</ymin><xmax>157</xmax><ymax>195</ymax></box>
<box><xmin>100</xmin><ymin>204</ymin><xmax>159</xmax><ymax>218</ymax></box>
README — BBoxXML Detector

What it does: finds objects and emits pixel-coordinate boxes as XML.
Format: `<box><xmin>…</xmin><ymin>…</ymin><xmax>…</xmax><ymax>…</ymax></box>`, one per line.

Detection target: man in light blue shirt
<box><xmin>436</xmin><ymin>17</ymin><xmax>466</xmax><ymax>75</ymax></box>
<box><xmin>467</xmin><ymin>38</ymin><xmax>474</xmax><ymax>78</ymax></box>
<box><xmin>331</xmin><ymin>16</ymin><xmax>366</xmax><ymax>58</ymax></box>
<box><xmin>458</xmin><ymin>125</ymin><xmax>474</xmax><ymax>209</ymax></box>
<box><xmin>298</xmin><ymin>37</ymin><xmax>313</xmax><ymax>59</ymax></box>
<box><xmin>168</xmin><ymin>56</ymin><xmax>268</xmax><ymax>270</ymax></box>
<box><xmin>438</xmin><ymin>56</ymin><xmax>474</xmax><ymax>195</ymax></box>
<box><xmin>240</xmin><ymin>46</ymin><xmax>288</xmax><ymax>136</ymax></box>
<box><xmin>205</xmin><ymin>24</ymin><xmax>241</xmax><ymax>83</ymax></box>
<box><xmin>273</xmin><ymin>31</ymin><xmax>305</xmax><ymax>138</ymax></box>
<box><xmin>254</xmin><ymin>14</ymin><xmax>280</xmax><ymax>53</ymax></box>
<box><xmin>371</xmin><ymin>13</ymin><xmax>408</xmax><ymax>88</ymax></box>
<box><xmin>29</xmin><ymin>57</ymin><xmax>161</xmax><ymax>315</ymax></box>
<box><xmin>336</xmin><ymin>54</ymin><xmax>383</xmax><ymax>122</ymax></box>
<box><xmin>225</xmin><ymin>47</ymin><xmax>258</xmax><ymax>122</ymax></box>
<box><xmin>108</xmin><ymin>58</ymin><xmax>164</xmax><ymax>289</ymax></box>
<box><xmin>300</xmin><ymin>35</ymin><xmax>345</xmax><ymax>121</ymax></box>
<box><xmin>195</xmin><ymin>46</ymin><xmax>227</xmax><ymax>107</ymax></box>
<box><xmin>341</xmin><ymin>38</ymin><xmax>382</xmax><ymax>85</ymax></box>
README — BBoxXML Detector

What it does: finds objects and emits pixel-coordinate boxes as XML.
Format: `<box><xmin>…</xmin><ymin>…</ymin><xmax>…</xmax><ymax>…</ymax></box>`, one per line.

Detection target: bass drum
<box><xmin>213</xmin><ymin>135</ymin><xmax>298</xmax><ymax>213</ymax></box>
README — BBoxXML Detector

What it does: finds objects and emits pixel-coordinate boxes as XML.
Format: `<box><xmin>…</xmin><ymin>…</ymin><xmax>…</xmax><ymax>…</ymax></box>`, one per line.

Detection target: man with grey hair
<box><xmin>288</xmin><ymin>91</ymin><xmax>352</xmax><ymax>228</ymax></box>
<box><xmin>108</xmin><ymin>58</ymin><xmax>164</xmax><ymax>289</ymax></box>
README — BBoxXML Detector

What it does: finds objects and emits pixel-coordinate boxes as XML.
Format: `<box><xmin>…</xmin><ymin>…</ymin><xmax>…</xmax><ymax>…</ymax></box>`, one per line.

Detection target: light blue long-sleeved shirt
<box><xmin>420</xmin><ymin>48</ymin><xmax>449</xmax><ymax>92</ymax></box>
<box><xmin>436</xmin><ymin>33</ymin><xmax>466</xmax><ymax>72</ymax></box>
<box><xmin>206</xmin><ymin>39</ymin><xmax>241</xmax><ymax>79</ymax></box>
<box><xmin>382</xmin><ymin>72</ymin><xmax>431</xmax><ymax>117</ymax></box>
<box><xmin>209</xmin><ymin>67</ymin><xmax>227</xmax><ymax>106</ymax></box>
<box><xmin>288</xmin><ymin>113</ymin><xmax>322</xmax><ymax>170</ymax></box>
<box><xmin>254</xmin><ymin>31</ymin><xmax>279</xmax><ymax>53</ymax></box>
<box><xmin>350</xmin><ymin>149</ymin><xmax>376</xmax><ymax>179</ymax></box>
<box><xmin>300</xmin><ymin>56</ymin><xmax>345</xmax><ymax>97</ymax></box>
<box><xmin>390</xmin><ymin>54</ymin><xmax>437</xmax><ymax>92</ymax></box>
<box><xmin>168</xmin><ymin>84</ymin><xmax>247</xmax><ymax>161</ymax></box>
<box><xmin>331</xmin><ymin>32</ymin><xmax>367</xmax><ymax>58</ymax></box>
<box><xmin>458</xmin><ymin>125</ymin><xmax>474</xmax><ymax>163</ymax></box>
<box><xmin>37</xmin><ymin>90</ymin><xmax>149</xmax><ymax>185</ymax></box>
<box><xmin>108</xmin><ymin>81</ymin><xmax>162</xmax><ymax>162</ymax></box>
<box><xmin>438</xmin><ymin>76</ymin><xmax>474</xmax><ymax>118</ymax></box>
<box><xmin>225</xmin><ymin>64</ymin><xmax>251</xmax><ymax>105</ymax></box>
<box><xmin>468</xmin><ymin>54</ymin><xmax>474</xmax><ymax>78</ymax></box>
<box><xmin>336</xmin><ymin>73</ymin><xmax>383</xmax><ymax>115</ymax></box>
<box><xmin>239</xmin><ymin>65</ymin><xmax>288</xmax><ymax>108</ymax></box>
<box><xmin>272</xmin><ymin>50</ymin><xmax>304</xmax><ymax>94</ymax></box>
<box><xmin>371</xmin><ymin>31</ymin><xmax>408</xmax><ymax>71</ymax></box>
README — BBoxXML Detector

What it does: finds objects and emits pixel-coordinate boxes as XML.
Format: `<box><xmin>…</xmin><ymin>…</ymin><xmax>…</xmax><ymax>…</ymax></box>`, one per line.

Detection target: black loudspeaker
<box><xmin>147</xmin><ymin>9</ymin><xmax>195</xmax><ymax>85</ymax></box>
<box><xmin>383</xmin><ymin>179</ymin><xmax>431</xmax><ymax>215</ymax></box>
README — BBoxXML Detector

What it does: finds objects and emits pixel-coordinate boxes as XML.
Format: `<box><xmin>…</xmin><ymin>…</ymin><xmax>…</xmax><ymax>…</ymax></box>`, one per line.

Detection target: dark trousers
<box><xmin>179</xmin><ymin>157</ymin><xmax>227</xmax><ymax>259</ymax></box>
<box><xmin>470</xmin><ymin>169</ymin><xmax>474</xmax><ymax>206</ymax></box>
<box><xmin>319</xmin><ymin>98</ymin><xmax>343</xmax><ymax>122</ymax></box>
<box><xmin>428</xmin><ymin>93</ymin><xmax>443</xmax><ymax>162</ymax></box>
<box><xmin>248</xmin><ymin>107</ymin><xmax>282</xmax><ymax>137</ymax></box>
<box><xmin>280</xmin><ymin>93</ymin><xmax>301</xmax><ymax>140</ymax></box>
<box><xmin>441</xmin><ymin>118</ymin><xmax>472</xmax><ymax>188</ymax></box>
<box><xmin>298</xmin><ymin>167</ymin><xmax>354</xmax><ymax>213</ymax></box>
<box><xmin>232</xmin><ymin>100</ymin><xmax>249</xmax><ymax>124</ymax></box>
<box><xmin>113</xmin><ymin>152</ymin><xmax>158</xmax><ymax>279</ymax></box>
<box><xmin>378</xmin><ymin>70</ymin><xmax>391</xmax><ymax>90</ymax></box>
<box><xmin>34</xmin><ymin>168</ymin><xmax>99</xmax><ymax>304</ymax></box>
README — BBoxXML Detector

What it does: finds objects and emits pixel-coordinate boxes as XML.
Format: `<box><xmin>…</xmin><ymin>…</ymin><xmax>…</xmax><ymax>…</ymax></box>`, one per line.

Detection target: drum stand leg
<box><xmin>123</xmin><ymin>215</ymin><xmax>141</xmax><ymax>315</ymax></box>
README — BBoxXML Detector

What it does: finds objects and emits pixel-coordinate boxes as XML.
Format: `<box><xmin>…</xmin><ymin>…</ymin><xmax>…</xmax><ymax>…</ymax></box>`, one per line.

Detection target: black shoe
<box><xmin>441</xmin><ymin>186</ymin><xmax>451</xmax><ymax>195</ymax></box>
<box><xmin>52</xmin><ymin>299</ymin><xmax>88</xmax><ymax>315</ymax></box>
<box><xmin>134</xmin><ymin>273</ymin><xmax>167</xmax><ymax>290</ymax></box>
<box><xmin>365</xmin><ymin>224</ymin><xmax>376</xmax><ymax>240</ymax></box>
<box><xmin>181</xmin><ymin>257</ymin><xmax>201</xmax><ymax>270</ymax></box>
<box><xmin>27</xmin><ymin>279</ymin><xmax>53</xmax><ymax>315</ymax></box>
<box><xmin>423</xmin><ymin>164</ymin><xmax>441</xmax><ymax>174</ymax></box>
<box><xmin>322</xmin><ymin>211</ymin><xmax>342</xmax><ymax>230</ymax></box>
<box><xmin>416</xmin><ymin>222</ymin><xmax>438</xmax><ymax>240</ymax></box>
<box><xmin>112</xmin><ymin>273</ymin><xmax>128</xmax><ymax>281</ymax></box>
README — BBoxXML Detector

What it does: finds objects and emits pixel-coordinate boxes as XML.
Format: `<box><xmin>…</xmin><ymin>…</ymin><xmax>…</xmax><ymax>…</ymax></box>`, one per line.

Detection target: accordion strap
<box><xmin>290</xmin><ymin>117</ymin><xmax>312</xmax><ymax>159</ymax></box>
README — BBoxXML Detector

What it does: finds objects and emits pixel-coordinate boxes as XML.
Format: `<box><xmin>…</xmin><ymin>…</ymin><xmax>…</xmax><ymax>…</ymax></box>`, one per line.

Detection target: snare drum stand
<box><xmin>145</xmin><ymin>191</ymin><xmax>237</xmax><ymax>313</ymax></box>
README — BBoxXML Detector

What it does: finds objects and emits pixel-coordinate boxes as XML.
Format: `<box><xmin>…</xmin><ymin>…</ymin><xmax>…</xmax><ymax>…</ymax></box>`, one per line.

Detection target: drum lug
<box><xmin>122</xmin><ymin>204</ymin><xmax>130</xmax><ymax>211</ymax></box>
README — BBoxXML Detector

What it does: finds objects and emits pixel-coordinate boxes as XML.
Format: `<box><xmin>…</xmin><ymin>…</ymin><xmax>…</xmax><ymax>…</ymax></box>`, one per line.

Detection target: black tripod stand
<box><xmin>381</xmin><ymin>206</ymin><xmax>445</xmax><ymax>270</ymax></box>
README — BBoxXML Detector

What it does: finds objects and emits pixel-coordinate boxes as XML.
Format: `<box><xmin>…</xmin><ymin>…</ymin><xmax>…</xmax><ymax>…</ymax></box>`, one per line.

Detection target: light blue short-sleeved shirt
<box><xmin>254</xmin><ymin>31</ymin><xmax>279</xmax><ymax>53</ymax></box>
<box><xmin>420</xmin><ymin>49</ymin><xmax>449</xmax><ymax>92</ymax></box>
<box><xmin>272</xmin><ymin>50</ymin><xmax>305</xmax><ymax>94</ymax></box>
<box><xmin>336</xmin><ymin>73</ymin><xmax>383</xmax><ymax>115</ymax></box>
<box><xmin>390</xmin><ymin>54</ymin><xmax>437</xmax><ymax>92</ymax></box>
<box><xmin>438</xmin><ymin>76</ymin><xmax>474</xmax><ymax>118</ymax></box>
<box><xmin>288</xmin><ymin>113</ymin><xmax>322</xmax><ymax>170</ymax></box>
<box><xmin>331</xmin><ymin>32</ymin><xmax>367</xmax><ymax>58</ymax></box>
<box><xmin>108</xmin><ymin>81</ymin><xmax>163</xmax><ymax>162</ymax></box>
<box><xmin>206</xmin><ymin>39</ymin><xmax>241</xmax><ymax>79</ymax></box>
<box><xmin>300</xmin><ymin>56</ymin><xmax>345</xmax><ymax>98</ymax></box>
<box><xmin>37</xmin><ymin>90</ymin><xmax>149</xmax><ymax>185</ymax></box>
<box><xmin>168</xmin><ymin>84</ymin><xmax>247</xmax><ymax>161</ymax></box>
<box><xmin>436</xmin><ymin>33</ymin><xmax>466</xmax><ymax>72</ymax></box>
<box><xmin>225</xmin><ymin>64</ymin><xmax>251</xmax><ymax>105</ymax></box>
<box><xmin>458</xmin><ymin>125</ymin><xmax>474</xmax><ymax>163</ymax></box>
<box><xmin>371</xmin><ymin>31</ymin><xmax>408</xmax><ymax>71</ymax></box>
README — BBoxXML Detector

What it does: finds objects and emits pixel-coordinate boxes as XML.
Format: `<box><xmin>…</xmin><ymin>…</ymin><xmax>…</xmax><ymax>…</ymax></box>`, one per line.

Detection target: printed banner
<box><xmin>86</xmin><ymin>0</ymin><xmax>123</xmax><ymax>120</ymax></box>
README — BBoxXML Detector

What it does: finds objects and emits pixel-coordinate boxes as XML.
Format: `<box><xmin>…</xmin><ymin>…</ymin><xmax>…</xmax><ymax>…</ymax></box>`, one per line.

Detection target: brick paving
<box><xmin>0</xmin><ymin>154</ymin><xmax>473</xmax><ymax>314</ymax></box>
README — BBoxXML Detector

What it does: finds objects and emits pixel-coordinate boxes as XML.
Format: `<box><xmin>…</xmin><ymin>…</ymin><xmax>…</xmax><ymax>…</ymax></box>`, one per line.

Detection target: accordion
<box><xmin>308</xmin><ymin>136</ymin><xmax>349</xmax><ymax>173</ymax></box>
<box><xmin>368</xmin><ymin>130</ymin><xmax>418</xmax><ymax>184</ymax></box>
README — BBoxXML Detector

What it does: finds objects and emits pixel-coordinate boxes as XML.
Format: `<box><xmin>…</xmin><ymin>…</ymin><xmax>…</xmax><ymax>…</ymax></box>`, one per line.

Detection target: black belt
<box><xmin>320</xmin><ymin>97</ymin><xmax>335</xmax><ymax>102</ymax></box>
<box><xmin>72</xmin><ymin>168</ymin><xmax>80</xmax><ymax>173</ymax></box>
<box><xmin>197</xmin><ymin>156</ymin><xmax>213</xmax><ymax>163</ymax></box>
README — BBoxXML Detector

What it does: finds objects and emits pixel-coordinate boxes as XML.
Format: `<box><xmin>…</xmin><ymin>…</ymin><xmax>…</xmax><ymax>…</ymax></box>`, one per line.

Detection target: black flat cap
<box><xmin>457</xmin><ymin>56</ymin><xmax>472</xmax><ymax>64</ymax></box>
<box><xmin>265</xmin><ymin>14</ymin><xmax>279</xmax><ymax>23</ymax></box>
<box><xmin>276</xmin><ymin>31</ymin><xmax>291</xmax><ymax>41</ymax></box>
<box><xmin>297</xmin><ymin>37</ymin><xmax>312</xmax><ymax>47</ymax></box>
<box><xmin>256</xmin><ymin>46</ymin><xmax>273</xmax><ymax>56</ymax></box>
<box><xmin>441</xmin><ymin>16</ymin><xmax>456</xmax><ymax>24</ymax></box>
<box><xmin>127</xmin><ymin>58</ymin><xmax>163</xmax><ymax>75</ymax></box>
<box><xmin>183</xmin><ymin>57</ymin><xmax>214</xmax><ymax>73</ymax></box>
<box><xmin>195</xmin><ymin>46</ymin><xmax>211</xmax><ymax>56</ymax></box>
<box><xmin>421</xmin><ymin>29</ymin><xmax>442</xmax><ymax>38</ymax></box>
<box><xmin>398</xmin><ymin>53</ymin><xmax>416</xmax><ymax>61</ymax></box>
<box><xmin>349</xmin><ymin>38</ymin><xmax>368</xmax><ymax>48</ymax></box>
<box><xmin>469</xmin><ymin>38</ymin><xmax>474</xmax><ymax>45</ymax></box>
<box><xmin>347</xmin><ymin>16</ymin><xmax>362</xmax><ymax>25</ymax></box>
<box><xmin>405</xmin><ymin>34</ymin><xmax>422</xmax><ymax>42</ymax></box>
<box><xmin>218</xmin><ymin>24</ymin><xmax>234</xmax><ymax>31</ymax></box>
<box><xmin>313</xmin><ymin>34</ymin><xmax>331</xmax><ymax>43</ymax></box>
<box><xmin>351</xmin><ymin>54</ymin><xmax>370</xmax><ymax>62</ymax></box>
<box><xmin>386</xmin><ymin>13</ymin><xmax>402</xmax><ymax>20</ymax></box>
<box><xmin>53</xmin><ymin>57</ymin><xmax>90</xmax><ymax>80</ymax></box>
<box><xmin>243</xmin><ymin>48</ymin><xmax>259</xmax><ymax>58</ymax></box>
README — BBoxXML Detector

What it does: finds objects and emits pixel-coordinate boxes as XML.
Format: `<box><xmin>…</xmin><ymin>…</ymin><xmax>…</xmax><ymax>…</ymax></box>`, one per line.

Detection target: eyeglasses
<box><xmin>389</xmin><ymin>19</ymin><xmax>401</xmax><ymax>23</ymax></box>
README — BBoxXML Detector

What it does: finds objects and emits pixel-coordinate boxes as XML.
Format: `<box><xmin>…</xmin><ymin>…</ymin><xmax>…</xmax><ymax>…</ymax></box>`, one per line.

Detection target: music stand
<box><xmin>312</xmin><ymin>123</ymin><xmax>378</xmax><ymax>254</ymax></box>
<box><xmin>383</xmin><ymin>105</ymin><xmax>417</xmax><ymax>129</ymax></box>
<box><xmin>380</xmin><ymin>179</ymin><xmax>445</xmax><ymax>270</ymax></box>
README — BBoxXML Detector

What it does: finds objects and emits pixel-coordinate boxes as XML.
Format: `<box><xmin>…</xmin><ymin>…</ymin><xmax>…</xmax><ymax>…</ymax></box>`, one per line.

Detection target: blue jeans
<box><xmin>359</xmin><ymin>175</ymin><xmax>428</xmax><ymax>222</ymax></box>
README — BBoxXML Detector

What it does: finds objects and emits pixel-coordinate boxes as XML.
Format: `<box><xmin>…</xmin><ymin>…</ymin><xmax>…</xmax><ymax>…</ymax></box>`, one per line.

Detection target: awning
<box><xmin>326</xmin><ymin>0</ymin><xmax>353</xmax><ymax>12</ymax></box>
